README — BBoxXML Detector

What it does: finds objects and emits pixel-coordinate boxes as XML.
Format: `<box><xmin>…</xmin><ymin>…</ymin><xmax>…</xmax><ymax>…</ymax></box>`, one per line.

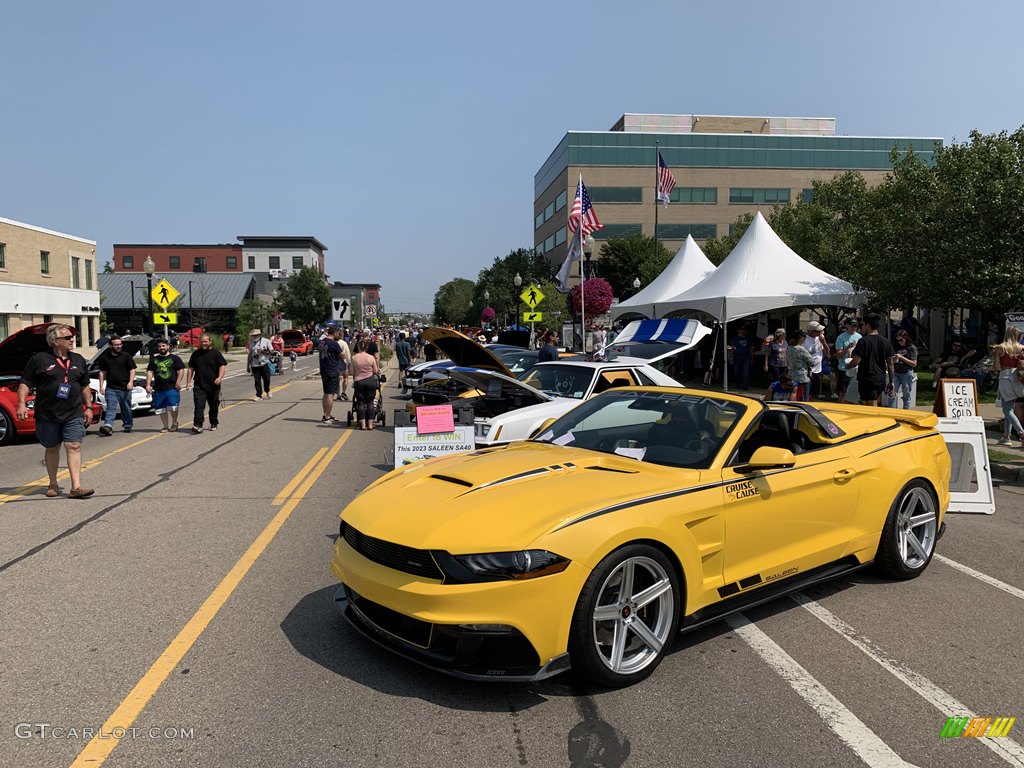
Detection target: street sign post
<box><xmin>153</xmin><ymin>312</ymin><xmax>178</xmax><ymax>326</ymax></box>
<box><xmin>151</xmin><ymin>279</ymin><xmax>180</xmax><ymax>309</ymax></box>
<box><xmin>332</xmin><ymin>299</ymin><xmax>352</xmax><ymax>322</ymax></box>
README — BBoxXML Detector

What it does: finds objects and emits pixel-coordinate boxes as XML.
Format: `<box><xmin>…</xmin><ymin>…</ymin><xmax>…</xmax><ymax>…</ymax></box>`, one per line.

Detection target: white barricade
<box><xmin>936</xmin><ymin>416</ymin><xmax>994</xmax><ymax>514</ymax></box>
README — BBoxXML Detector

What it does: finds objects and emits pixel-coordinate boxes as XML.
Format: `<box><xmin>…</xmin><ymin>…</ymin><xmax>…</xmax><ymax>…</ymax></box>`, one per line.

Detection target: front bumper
<box><xmin>335</xmin><ymin>586</ymin><xmax>570</xmax><ymax>681</ymax></box>
<box><xmin>330</xmin><ymin>536</ymin><xmax>583</xmax><ymax>681</ymax></box>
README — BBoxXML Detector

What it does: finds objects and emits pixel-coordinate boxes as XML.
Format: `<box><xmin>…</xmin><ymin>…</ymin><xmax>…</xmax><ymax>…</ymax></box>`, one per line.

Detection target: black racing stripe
<box><xmin>861</xmin><ymin>431</ymin><xmax>944</xmax><ymax>457</ymax></box>
<box><xmin>465</xmin><ymin>466</ymin><xmax>553</xmax><ymax>494</ymax></box>
<box><xmin>555</xmin><ymin>458</ymin><xmax>840</xmax><ymax>531</ymax></box>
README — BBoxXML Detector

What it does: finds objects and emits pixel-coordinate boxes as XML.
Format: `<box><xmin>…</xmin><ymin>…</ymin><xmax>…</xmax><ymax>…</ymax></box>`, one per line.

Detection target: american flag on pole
<box><xmin>567</xmin><ymin>175</ymin><xmax>603</xmax><ymax>237</ymax></box>
<box><xmin>656</xmin><ymin>151</ymin><xmax>676</xmax><ymax>208</ymax></box>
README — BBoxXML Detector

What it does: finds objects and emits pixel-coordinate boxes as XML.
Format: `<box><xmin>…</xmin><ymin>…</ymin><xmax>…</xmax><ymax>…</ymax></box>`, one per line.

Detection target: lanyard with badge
<box><xmin>54</xmin><ymin>356</ymin><xmax>73</xmax><ymax>399</ymax></box>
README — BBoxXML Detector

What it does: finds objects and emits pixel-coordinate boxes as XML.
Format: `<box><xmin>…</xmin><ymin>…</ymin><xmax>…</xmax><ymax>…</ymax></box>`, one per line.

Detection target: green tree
<box><xmin>102</xmin><ymin>261</ymin><xmax>114</xmax><ymax>274</ymax></box>
<box><xmin>433</xmin><ymin>278</ymin><xmax>476</xmax><ymax>325</ymax></box>
<box><xmin>475</xmin><ymin>248</ymin><xmax>554</xmax><ymax>325</ymax></box>
<box><xmin>236</xmin><ymin>298</ymin><xmax>274</xmax><ymax>338</ymax></box>
<box><xmin>273</xmin><ymin>267</ymin><xmax>331</xmax><ymax>329</ymax></box>
<box><xmin>595</xmin><ymin>234</ymin><xmax>673</xmax><ymax>298</ymax></box>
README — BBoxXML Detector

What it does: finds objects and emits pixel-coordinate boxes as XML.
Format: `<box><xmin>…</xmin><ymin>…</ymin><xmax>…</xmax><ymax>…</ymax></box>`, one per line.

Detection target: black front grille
<box><xmin>342</xmin><ymin>522</ymin><xmax>444</xmax><ymax>581</ymax></box>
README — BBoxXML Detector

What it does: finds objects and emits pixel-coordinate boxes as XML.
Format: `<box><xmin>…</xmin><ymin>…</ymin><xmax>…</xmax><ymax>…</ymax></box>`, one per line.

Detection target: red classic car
<box><xmin>0</xmin><ymin>324</ymin><xmax>102</xmax><ymax>445</ymax></box>
<box><xmin>281</xmin><ymin>329</ymin><xmax>314</xmax><ymax>356</ymax></box>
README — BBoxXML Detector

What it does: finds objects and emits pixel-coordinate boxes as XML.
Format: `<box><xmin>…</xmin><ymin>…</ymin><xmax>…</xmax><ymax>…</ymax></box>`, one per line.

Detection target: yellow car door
<box><xmin>719</xmin><ymin>441</ymin><xmax>860</xmax><ymax>588</ymax></box>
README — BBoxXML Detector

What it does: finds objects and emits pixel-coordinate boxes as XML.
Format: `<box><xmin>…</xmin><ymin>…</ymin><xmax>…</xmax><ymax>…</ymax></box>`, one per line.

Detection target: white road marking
<box><xmin>934</xmin><ymin>554</ymin><xmax>1024</xmax><ymax>602</ymax></box>
<box><xmin>726</xmin><ymin>613</ymin><xmax>918</xmax><ymax>768</ymax></box>
<box><xmin>792</xmin><ymin>592</ymin><xmax>1024</xmax><ymax>766</ymax></box>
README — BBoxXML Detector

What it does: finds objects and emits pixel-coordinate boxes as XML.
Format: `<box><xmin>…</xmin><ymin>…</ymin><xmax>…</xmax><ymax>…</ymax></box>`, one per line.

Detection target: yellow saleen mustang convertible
<box><xmin>331</xmin><ymin>388</ymin><xmax>950</xmax><ymax>687</ymax></box>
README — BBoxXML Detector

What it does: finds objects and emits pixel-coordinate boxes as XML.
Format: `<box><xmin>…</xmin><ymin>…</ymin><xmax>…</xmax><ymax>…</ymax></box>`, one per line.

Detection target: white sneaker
<box><xmin>997</xmin><ymin>437</ymin><xmax>1012</xmax><ymax>446</ymax></box>
<box><xmin>266</xmin><ymin>391</ymin><xmax>272</xmax><ymax>398</ymax></box>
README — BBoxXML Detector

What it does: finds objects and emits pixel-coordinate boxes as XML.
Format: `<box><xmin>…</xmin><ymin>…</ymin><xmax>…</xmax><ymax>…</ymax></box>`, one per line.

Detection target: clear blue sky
<box><xmin>2</xmin><ymin>1</ymin><xmax>1021</xmax><ymax>312</ymax></box>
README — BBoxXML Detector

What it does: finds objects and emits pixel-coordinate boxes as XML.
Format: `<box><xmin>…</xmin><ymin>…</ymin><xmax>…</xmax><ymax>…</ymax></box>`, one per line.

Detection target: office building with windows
<box><xmin>533</xmin><ymin>114</ymin><xmax>941</xmax><ymax>271</ymax></box>
<box><xmin>113</xmin><ymin>235</ymin><xmax>326</xmax><ymax>277</ymax></box>
<box><xmin>0</xmin><ymin>216</ymin><xmax>100</xmax><ymax>343</ymax></box>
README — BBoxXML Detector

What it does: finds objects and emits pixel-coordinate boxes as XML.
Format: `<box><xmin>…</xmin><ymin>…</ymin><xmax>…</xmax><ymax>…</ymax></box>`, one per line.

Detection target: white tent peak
<box><xmin>660</xmin><ymin>211</ymin><xmax>865</xmax><ymax>321</ymax></box>
<box><xmin>610</xmin><ymin>235</ymin><xmax>715</xmax><ymax>320</ymax></box>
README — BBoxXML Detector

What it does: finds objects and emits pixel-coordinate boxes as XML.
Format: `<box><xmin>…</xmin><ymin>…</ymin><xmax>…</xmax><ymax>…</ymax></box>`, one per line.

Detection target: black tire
<box><xmin>0</xmin><ymin>407</ymin><xmax>14</xmax><ymax>446</ymax></box>
<box><xmin>568</xmin><ymin>543</ymin><xmax>681</xmax><ymax>688</ymax></box>
<box><xmin>876</xmin><ymin>479</ymin><xmax>939</xmax><ymax>580</ymax></box>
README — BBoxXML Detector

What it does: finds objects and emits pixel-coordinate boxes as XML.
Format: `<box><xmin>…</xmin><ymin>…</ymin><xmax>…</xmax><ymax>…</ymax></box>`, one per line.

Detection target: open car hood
<box><xmin>604</xmin><ymin>318</ymin><xmax>712</xmax><ymax>364</ymax></box>
<box><xmin>444</xmin><ymin>367</ymin><xmax>553</xmax><ymax>404</ymax></box>
<box><xmin>281</xmin><ymin>330</ymin><xmax>306</xmax><ymax>342</ymax></box>
<box><xmin>0</xmin><ymin>323</ymin><xmax>61</xmax><ymax>376</ymax></box>
<box><xmin>423</xmin><ymin>327</ymin><xmax>513</xmax><ymax>375</ymax></box>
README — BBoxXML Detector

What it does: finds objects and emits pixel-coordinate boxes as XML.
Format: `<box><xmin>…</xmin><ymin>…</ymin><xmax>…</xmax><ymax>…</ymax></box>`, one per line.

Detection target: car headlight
<box><xmin>434</xmin><ymin>550</ymin><xmax>570</xmax><ymax>583</ymax></box>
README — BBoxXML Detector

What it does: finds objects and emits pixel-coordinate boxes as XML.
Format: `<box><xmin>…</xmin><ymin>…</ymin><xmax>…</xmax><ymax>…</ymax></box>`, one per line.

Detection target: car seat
<box><xmin>738</xmin><ymin>411</ymin><xmax>804</xmax><ymax>462</ymax></box>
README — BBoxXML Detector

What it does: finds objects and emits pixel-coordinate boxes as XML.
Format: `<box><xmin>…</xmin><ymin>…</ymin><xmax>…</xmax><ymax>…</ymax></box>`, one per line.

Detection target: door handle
<box><xmin>833</xmin><ymin>468</ymin><xmax>856</xmax><ymax>482</ymax></box>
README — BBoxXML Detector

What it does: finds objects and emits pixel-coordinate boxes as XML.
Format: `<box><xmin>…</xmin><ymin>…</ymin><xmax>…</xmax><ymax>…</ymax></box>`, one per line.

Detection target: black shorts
<box><xmin>837</xmin><ymin>370</ymin><xmax>850</xmax><ymax>389</ymax></box>
<box><xmin>321</xmin><ymin>373</ymin><xmax>339</xmax><ymax>395</ymax></box>
<box><xmin>858</xmin><ymin>381</ymin><xmax>882</xmax><ymax>403</ymax></box>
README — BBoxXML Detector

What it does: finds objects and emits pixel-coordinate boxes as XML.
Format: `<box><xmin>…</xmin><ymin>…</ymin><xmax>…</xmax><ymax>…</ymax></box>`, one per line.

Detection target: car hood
<box><xmin>603</xmin><ymin>318</ymin><xmax>712</xmax><ymax>363</ymax></box>
<box><xmin>341</xmin><ymin>441</ymin><xmax>700</xmax><ymax>552</ymax></box>
<box><xmin>423</xmin><ymin>327</ymin><xmax>512</xmax><ymax>375</ymax></box>
<box><xmin>0</xmin><ymin>323</ymin><xmax>58</xmax><ymax>376</ymax></box>
<box><xmin>281</xmin><ymin>330</ymin><xmax>306</xmax><ymax>343</ymax></box>
<box><xmin>443</xmin><ymin>367</ymin><xmax>553</xmax><ymax>403</ymax></box>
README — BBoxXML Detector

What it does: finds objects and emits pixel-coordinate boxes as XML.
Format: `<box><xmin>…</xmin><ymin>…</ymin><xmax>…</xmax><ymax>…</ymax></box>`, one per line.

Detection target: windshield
<box><xmin>495</xmin><ymin>349</ymin><xmax>538</xmax><ymax>375</ymax></box>
<box><xmin>533</xmin><ymin>390</ymin><xmax>745</xmax><ymax>469</ymax></box>
<box><xmin>518</xmin><ymin>364</ymin><xmax>594</xmax><ymax>399</ymax></box>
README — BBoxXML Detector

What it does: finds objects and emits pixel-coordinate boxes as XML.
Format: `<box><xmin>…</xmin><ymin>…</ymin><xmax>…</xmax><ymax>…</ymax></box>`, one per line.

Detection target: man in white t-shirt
<box><xmin>834</xmin><ymin>318</ymin><xmax>863</xmax><ymax>404</ymax></box>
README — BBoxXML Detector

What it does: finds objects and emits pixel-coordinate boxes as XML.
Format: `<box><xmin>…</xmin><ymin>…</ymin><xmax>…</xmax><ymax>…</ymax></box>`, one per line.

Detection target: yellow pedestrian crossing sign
<box><xmin>520</xmin><ymin>286</ymin><xmax>545</xmax><ymax>308</ymax></box>
<box><xmin>153</xmin><ymin>312</ymin><xmax>177</xmax><ymax>325</ymax></box>
<box><xmin>151</xmin><ymin>279</ymin><xmax>180</xmax><ymax>309</ymax></box>
<box><xmin>523</xmin><ymin>311</ymin><xmax>543</xmax><ymax>323</ymax></box>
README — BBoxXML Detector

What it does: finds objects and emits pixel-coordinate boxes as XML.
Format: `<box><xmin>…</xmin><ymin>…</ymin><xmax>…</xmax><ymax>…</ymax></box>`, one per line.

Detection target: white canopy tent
<box><xmin>610</xmin><ymin>235</ymin><xmax>715</xmax><ymax>321</ymax></box>
<box><xmin>659</xmin><ymin>212</ymin><xmax>867</xmax><ymax>389</ymax></box>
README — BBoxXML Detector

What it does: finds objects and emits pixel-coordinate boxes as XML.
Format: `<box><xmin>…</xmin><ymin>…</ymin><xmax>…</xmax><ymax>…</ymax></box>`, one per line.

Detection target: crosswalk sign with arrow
<box><xmin>523</xmin><ymin>311</ymin><xmax>543</xmax><ymax>323</ymax></box>
<box><xmin>153</xmin><ymin>312</ymin><xmax>177</xmax><ymax>325</ymax></box>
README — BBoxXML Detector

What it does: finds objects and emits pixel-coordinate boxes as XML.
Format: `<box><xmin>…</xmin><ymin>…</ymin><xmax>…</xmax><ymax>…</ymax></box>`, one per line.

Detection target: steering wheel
<box><xmin>555</xmin><ymin>378</ymin><xmax>574</xmax><ymax>395</ymax></box>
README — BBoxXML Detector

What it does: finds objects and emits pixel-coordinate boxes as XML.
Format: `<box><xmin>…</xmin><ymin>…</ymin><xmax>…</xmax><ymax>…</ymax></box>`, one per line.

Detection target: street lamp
<box><xmin>513</xmin><ymin>273</ymin><xmax>522</xmax><ymax>330</ymax></box>
<box><xmin>633</xmin><ymin>277</ymin><xmax>641</xmax><ymax>293</ymax></box>
<box><xmin>143</xmin><ymin>256</ymin><xmax>156</xmax><ymax>335</ymax></box>
<box><xmin>583</xmin><ymin>235</ymin><xmax>595</xmax><ymax>278</ymax></box>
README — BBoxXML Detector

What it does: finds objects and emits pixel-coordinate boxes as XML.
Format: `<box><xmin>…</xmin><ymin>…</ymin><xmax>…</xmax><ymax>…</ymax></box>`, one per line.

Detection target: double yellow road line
<box><xmin>69</xmin><ymin>427</ymin><xmax>352</xmax><ymax>768</ymax></box>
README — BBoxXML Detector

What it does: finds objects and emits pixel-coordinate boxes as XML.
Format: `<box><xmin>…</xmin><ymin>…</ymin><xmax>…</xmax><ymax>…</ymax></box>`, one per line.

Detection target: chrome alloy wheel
<box><xmin>590</xmin><ymin>556</ymin><xmax>675</xmax><ymax>675</ymax></box>
<box><xmin>896</xmin><ymin>485</ymin><xmax>938</xmax><ymax>569</ymax></box>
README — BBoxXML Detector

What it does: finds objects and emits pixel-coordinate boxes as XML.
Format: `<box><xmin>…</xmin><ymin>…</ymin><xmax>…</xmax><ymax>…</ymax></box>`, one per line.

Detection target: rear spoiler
<box><xmin>812</xmin><ymin>402</ymin><xmax>938</xmax><ymax>429</ymax></box>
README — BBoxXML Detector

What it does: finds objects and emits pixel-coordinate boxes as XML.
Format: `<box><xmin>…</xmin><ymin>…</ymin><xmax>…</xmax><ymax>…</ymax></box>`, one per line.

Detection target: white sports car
<box><xmin>474</xmin><ymin>319</ymin><xmax>711</xmax><ymax>446</ymax></box>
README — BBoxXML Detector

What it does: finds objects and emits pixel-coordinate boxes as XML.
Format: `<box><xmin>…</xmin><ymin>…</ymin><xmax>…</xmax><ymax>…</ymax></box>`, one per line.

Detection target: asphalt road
<box><xmin>1</xmin><ymin>359</ymin><xmax>1022</xmax><ymax>768</ymax></box>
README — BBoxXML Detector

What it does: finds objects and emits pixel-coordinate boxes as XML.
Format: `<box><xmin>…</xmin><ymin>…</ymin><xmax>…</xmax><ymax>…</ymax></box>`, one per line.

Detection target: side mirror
<box><xmin>746</xmin><ymin>446</ymin><xmax>796</xmax><ymax>470</ymax></box>
<box><xmin>530</xmin><ymin>418</ymin><xmax>558</xmax><ymax>440</ymax></box>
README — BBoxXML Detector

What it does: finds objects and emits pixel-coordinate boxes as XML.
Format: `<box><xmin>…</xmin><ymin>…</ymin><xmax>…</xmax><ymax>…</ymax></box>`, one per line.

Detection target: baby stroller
<box><xmin>347</xmin><ymin>374</ymin><xmax>386</xmax><ymax>427</ymax></box>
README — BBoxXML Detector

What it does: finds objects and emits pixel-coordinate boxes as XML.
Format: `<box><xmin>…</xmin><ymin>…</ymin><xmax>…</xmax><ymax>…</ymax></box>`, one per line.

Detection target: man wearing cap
<box><xmin>803</xmin><ymin>320</ymin><xmax>829</xmax><ymax>401</ymax></box>
<box><xmin>246</xmin><ymin>328</ymin><xmax>274</xmax><ymax>401</ymax></box>
<box><xmin>834</xmin><ymin>318</ymin><xmax>862</xmax><ymax>404</ymax></box>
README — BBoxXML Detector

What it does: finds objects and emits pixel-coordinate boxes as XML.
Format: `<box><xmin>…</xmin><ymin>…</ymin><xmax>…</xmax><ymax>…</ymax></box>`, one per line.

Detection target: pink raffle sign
<box><xmin>416</xmin><ymin>404</ymin><xmax>456</xmax><ymax>435</ymax></box>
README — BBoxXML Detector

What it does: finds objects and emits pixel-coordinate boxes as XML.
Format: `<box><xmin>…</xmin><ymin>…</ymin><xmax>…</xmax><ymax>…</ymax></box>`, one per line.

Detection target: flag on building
<box><xmin>657</xmin><ymin>151</ymin><xmax>676</xmax><ymax>208</ymax></box>
<box><xmin>557</xmin><ymin>225</ymin><xmax>583</xmax><ymax>291</ymax></box>
<box><xmin>567</xmin><ymin>175</ymin><xmax>604</xmax><ymax>237</ymax></box>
